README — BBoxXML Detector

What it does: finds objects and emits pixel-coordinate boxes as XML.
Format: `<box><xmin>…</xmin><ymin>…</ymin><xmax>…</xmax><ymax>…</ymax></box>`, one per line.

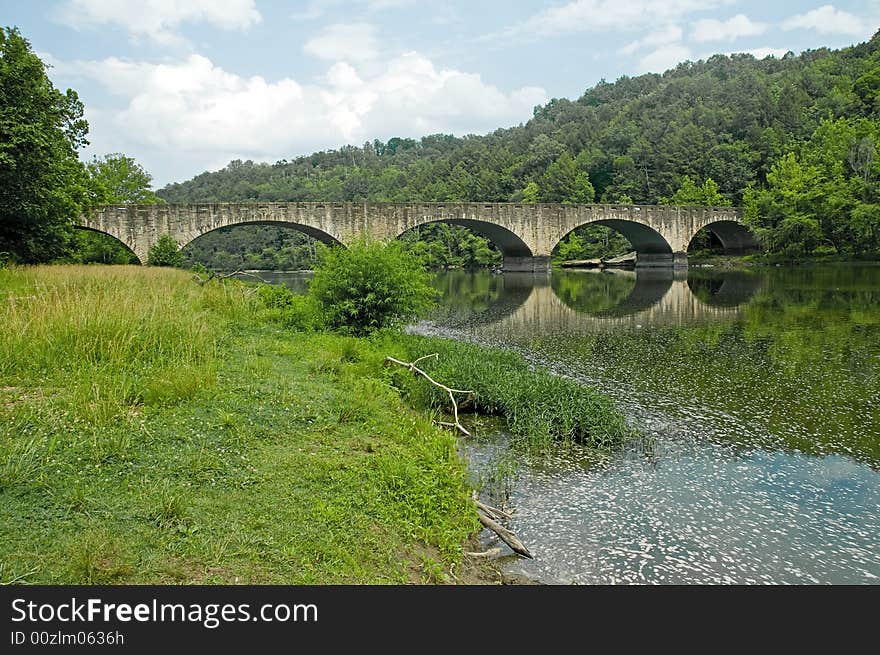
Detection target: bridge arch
<box><xmin>688</xmin><ymin>220</ymin><xmax>759</xmax><ymax>255</ymax></box>
<box><xmin>552</xmin><ymin>218</ymin><xmax>674</xmax><ymax>267</ymax></box>
<box><xmin>178</xmin><ymin>219</ymin><xmax>343</xmax><ymax>254</ymax></box>
<box><xmin>396</xmin><ymin>218</ymin><xmax>532</xmax><ymax>257</ymax></box>
<box><xmin>73</xmin><ymin>225</ymin><xmax>142</xmax><ymax>264</ymax></box>
<box><xmin>686</xmin><ymin>270</ymin><xmax>762</xmax><ymax>307</ymax></box>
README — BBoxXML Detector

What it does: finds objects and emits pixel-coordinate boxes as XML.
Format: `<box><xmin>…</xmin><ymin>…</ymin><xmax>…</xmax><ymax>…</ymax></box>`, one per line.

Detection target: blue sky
<box><xmin>3</xmin><ymin>1</ymin><xmax>878</xmax><ymax>186</ymax></box>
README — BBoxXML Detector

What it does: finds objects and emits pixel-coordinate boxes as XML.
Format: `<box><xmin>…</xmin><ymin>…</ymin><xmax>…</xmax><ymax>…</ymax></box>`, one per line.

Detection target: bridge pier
<box><xmin>503</xmin><ymin>256</ymin><xmax>551</xmax><ymax>272</ymax></box>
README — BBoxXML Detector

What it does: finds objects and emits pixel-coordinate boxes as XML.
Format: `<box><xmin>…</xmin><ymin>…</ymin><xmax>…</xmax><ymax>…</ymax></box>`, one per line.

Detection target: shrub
<box><xmin>256</xmin><ymin>283</ymin><xmax>325</xmax><ymax>331</ymax></box>
<box><xmin>308</xmin><ymin>239</ymin><xmax>436</xmax><ymax>335</ymax></box>
<box><xmin>147</xmin><ymin>235</ymin><xmax>183</xmax><ymax>267</ymax></box>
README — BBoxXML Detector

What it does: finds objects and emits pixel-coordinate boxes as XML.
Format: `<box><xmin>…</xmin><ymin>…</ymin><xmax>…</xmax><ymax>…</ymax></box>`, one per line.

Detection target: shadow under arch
<box><xmin>551</xmin><ymin>269</ymin><xmax>674</xmax><ymax>317</ymax></box>
<box><xmin>395</xmin><ymin>218</ymin><xmax>532</xmax><ymax>258</ymax></box>
<box><xmin>73</xmin><ymin>225</ymin><xmax>142</xmax><ymax>264</ymax></box>
<box><xmin>689</xmin><ymin>220</ymin><xmax>759</xmax><ymax>254</ymax></box>
<box><xmin>556</xmin><ymin>219</ymin><xmax>673</xmax><ymax>256</ymax></box>
<box><xmin>686</xmin><ymin>269</ymin><xmax>763</xmax><ymax>307</ymax></box>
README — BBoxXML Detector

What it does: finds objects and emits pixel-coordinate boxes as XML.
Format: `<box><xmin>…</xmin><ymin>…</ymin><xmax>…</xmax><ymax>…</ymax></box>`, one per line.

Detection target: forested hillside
<box><xmin>161</xmin><ymin>32</ymin><xmax>880</xmax><ymax>263</ymax></box>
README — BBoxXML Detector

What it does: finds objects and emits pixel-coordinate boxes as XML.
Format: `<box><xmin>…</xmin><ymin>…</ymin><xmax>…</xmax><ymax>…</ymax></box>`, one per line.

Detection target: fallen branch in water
<box><xmin>192</xmin><ymin>270</ymin><xmax>269</xmax><ymax>286</ymax></box>
<box><xmin>475</xmin><ymin>499</ymin><xmax>513</xmax><ymax>521</ymax></box>
<box><xmin>384</xmin><ymin>354</ymin><xmax>473</xmax><ymax>436</ymax></box>
<box><xmin>477</xmin><ymin>510</ymin><xmax>533</xmax><ymax>559</ymax></box>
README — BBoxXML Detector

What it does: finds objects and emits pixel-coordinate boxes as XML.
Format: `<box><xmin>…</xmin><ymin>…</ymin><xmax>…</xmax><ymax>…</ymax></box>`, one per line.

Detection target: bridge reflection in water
<box><xmin>427</xmin><ymin>268</ymin><xmax>762</xmax><ymax>335</ymax></box>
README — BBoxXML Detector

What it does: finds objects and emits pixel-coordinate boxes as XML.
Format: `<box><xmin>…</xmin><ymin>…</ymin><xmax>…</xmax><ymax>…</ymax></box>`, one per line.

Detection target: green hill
<box><xmin>159</xmin><ymin>32</ymin><xmax>880</xmax><ymax>264</ymax></box>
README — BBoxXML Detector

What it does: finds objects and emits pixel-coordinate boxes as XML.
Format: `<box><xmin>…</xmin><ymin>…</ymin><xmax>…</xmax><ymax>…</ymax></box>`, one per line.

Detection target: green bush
<box><xmin>257</xmin><ymin>283</ymin><xmax>296</xmax><ymax>309</ymax></box>
<box><xmin>147</xmin><ymin>235</ymin><xmax>183</xmax><ymax>267</ymax></box>
<box><xmin>308</xmin><ymin>240</ymin><xmax>436</xmax><ymax>336</ymax></box>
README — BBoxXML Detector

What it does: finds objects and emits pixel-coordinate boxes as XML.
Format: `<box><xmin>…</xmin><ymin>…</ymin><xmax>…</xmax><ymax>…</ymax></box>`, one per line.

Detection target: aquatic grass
<box><xmin>371</xmin><ymin>331</ymin><xmax>637</xmax><ymax>451</ymax></box>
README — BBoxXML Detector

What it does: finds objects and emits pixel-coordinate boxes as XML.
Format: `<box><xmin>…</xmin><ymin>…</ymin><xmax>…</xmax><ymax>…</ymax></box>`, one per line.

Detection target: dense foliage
<box><xmin>147</xmin><ymin>234</ymin><xmax>183</xmax><ymax>267</ymax></box>
<box><xmin>1</xmin><ymin>26</ymin><xmax>167</xmax><ymax>265</ymax></box>
<box><xmin>744</xmin><ymin>117</ymin><xmax>880</xmax><ymax>257</ymax></box>
<box><xmin>308</xmin><ymin>240</ymin><xmax>436</xmax><ymax>335</ymax></box>
<box><xmin>66</xmin><ymin>153</ymin><xmax>165</xmax><ymax>264</ymax></box>
<box><xmin>182</xmin><ymin>224</ymin><xmax>320</xmax><ymax>271</ymax></box>
<box><xmin>0</xmin><ymin>27</ymin><xmax>89</xmax><ymax>263</ymax></box>
<box><xmin>160</xmin><ymin>32</ymin><xmax>880</xmax><ymax>260</ymax></box>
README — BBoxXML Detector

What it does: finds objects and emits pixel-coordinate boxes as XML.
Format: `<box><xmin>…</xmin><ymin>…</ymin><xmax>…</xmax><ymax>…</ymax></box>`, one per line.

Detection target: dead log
<box><xmin>384</xmin><ymin>354</ymin><xmax>474</xmax><ymax>436</ymax></box>
<box><xmin>464</xmin><ymin>547</ymin><xmax>502</xmax><ymax>558</ymax></box>
<box><xmin>475</xmin><ymin>499</ymin><xmax>513</xmax><ymax>521</ymax></box>
<box><xmin>478</xmin><ymin>510</ymin><xmax>533</xmax><ymax>559</ymax></box>
<box><xmin>193</xmin><ymin>269</ymin><xmax>269</xmax><ymax>285</ymax></box>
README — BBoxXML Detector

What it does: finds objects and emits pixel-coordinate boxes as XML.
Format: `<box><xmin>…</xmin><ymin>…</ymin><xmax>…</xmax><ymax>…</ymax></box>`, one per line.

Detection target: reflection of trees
<box><xmin>538</xmin><ymin>265</ymin><xmax>880</xmax><ymax>467</ymax></box>
<box><xmin>426</xmin><ymin>271</ymin><xmax>533</xmax><ymax>327</ymax></box>
<box><xmin>551</xmin><ymin>270</ymin><xmax>636</xmax><ymax>315</ymax></box>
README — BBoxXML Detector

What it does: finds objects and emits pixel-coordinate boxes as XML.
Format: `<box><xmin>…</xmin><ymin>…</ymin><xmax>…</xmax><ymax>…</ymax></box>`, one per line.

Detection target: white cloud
<box><xmin>691</xmin><ymin>14</ymin><xmax>767</xmax><ymax>42</ymax></box>
<box><xmin>303</xmin><ymin>23</ymin><xmax>380</xmax><ymax>62</ymax></box>
<box><xmin>60</xmin><ymin>0</ymin><xmax>261</xmax><ymax>44</ymax></box>
<box><xmin>49</xmin><ymin>52</ymin><xmax>546</xmax><ymax>184</ymax></box>
<box><xmin>782</xmin><ymin>4</ymin><xmax>866</xmax><ymax>36</ymax></box>
<box><xmin>732</xmin><ymin>47</ymin><xmax>791</xmax><ymax>59</ymax></box>
<box><xmin>366</xmin><ymin>0</ymin><xmax>414</xmax><ymax>9</ymax></box>
<box><xmin>645</xmin><ymin>24</ymin><xmax>685</xmax><ymax>47</ymax></box>
<box><xmin>618</xmin><ymin>24</ymin><xmax>683</xmax><ymax>55</ymax></box>
<box><xmin>638</xmin><ymin>44</ymin><xmax>693</xmax><ymax>73</ymax></box>
<box><xmin>619</xmin><ymin>41</ymin><xmax>641</xmax><ymax>56</ymax></box>
<box><xmin>292</xmin><ymin>0</ymin><xmax>413</xmax><ymax>21</ymax></box>
<box><xmin>495</xmin><ymin>0</ymin><xmax>731</xmax><ymax>40</ymax></box>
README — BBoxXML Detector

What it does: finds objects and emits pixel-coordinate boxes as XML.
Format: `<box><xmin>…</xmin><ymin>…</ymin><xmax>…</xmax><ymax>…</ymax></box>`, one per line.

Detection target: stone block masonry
<box><xmin>79</xmin><ymin>202</ymin><xmax>753</xmax><ymax>270</ymax></box>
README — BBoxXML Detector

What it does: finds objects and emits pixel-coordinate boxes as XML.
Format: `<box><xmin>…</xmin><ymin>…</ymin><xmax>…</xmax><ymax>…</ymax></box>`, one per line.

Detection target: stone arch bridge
<box><xmin>79</xmin><ymin>202</ymin><xmax>755</xmax><ymax>270</ymax></box>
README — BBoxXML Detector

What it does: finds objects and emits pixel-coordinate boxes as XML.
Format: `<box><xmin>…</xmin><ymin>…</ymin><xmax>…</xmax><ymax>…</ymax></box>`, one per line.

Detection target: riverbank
<box><xmin>1</xmin><ymin>266</ymin><xmax>485</xmax><ymax>583</ymax></box>
<box><xmin>0</xmin><ymin>265</ymin><xmax>630</xmax><ymax>584</ymax></box>
<box><xmin>688</xmin><ymin>253</ymin><xmax>880</xmax><ymax>268</ymax></box>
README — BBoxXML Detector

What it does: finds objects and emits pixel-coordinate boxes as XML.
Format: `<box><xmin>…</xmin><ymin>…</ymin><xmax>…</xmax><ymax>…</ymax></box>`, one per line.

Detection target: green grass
<box><xmin>372</xmin><ymin>332</ymin><xmax>637</xmax><ymax>453</ymax></box>
<box><xmin>0</xmin><ymin>265</ymin><xmax>635</xmax><ymax>584</ymax></box>
<box><xmin>0</xmin><ymin>266</ymin><xmax>475</xmax><ymax>583</ymax></box>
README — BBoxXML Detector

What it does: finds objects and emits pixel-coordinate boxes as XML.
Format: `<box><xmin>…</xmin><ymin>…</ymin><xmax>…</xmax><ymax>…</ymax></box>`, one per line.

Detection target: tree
<box><xmin>87</xmin><ymin>153</ymin><xmax>163</xmax><ymax>205</ymax></box>
<box><xmin>522</xmin><ymin>182</ymin><xmax>540</xmax><ymax>203</ymax></box>
<box><xmin>662</xmin><ymin>176</ymin><xmax>731</xmax><ymax>206</ymax></box>
<box><xmin>0</xmin><ymin>27</ymin><xmax>89</xmax><ymax>263</ymax></box>
<box><xmin>147</xmin><ymin>234</ymin><xmax>183</xmax><ymax>267</ymax></box>
<box><xmin>308</xmin><ymin>240</ymin><xmax>436</xmax><ymax>335</ymax></box>
<box><xmin>65</xmin><ymin>153</ymin><xmax>162</xmax><ymax>264</ymax></box>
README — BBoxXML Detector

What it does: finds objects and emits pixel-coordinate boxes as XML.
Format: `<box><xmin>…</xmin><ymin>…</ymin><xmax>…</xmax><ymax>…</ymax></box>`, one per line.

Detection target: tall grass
<box><xmin>0</xmin><ymin>266</ymin><xmax>258</xmax><ymax>474</ymax></box>
<box><xmin>0</xmin><ymin>267</ymin><xmax>478</xmax><ymax>583</ymax></box>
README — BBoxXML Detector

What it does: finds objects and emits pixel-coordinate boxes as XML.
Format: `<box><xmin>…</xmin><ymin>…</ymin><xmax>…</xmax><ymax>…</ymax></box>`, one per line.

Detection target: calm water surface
<box><xmin>417</xmin><ymin>266</ymin><xmax>880</xmax><ymax>584</ymax></box>
<box><xmin>267</xmin><ymin>265</ymin><xmax>880</xmax><ymax>584</ymax></box>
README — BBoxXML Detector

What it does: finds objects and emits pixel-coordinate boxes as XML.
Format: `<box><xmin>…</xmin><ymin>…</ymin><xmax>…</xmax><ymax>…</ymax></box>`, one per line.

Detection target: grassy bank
<box><xmin>688</xmin><ymin>253</ymin><xmax>880</xmax><ymax>268</ymax></box>
<box><xmin>0</xmin><ymin>265</ymin><xmax>633</xmax><ymax>584</ymax></box>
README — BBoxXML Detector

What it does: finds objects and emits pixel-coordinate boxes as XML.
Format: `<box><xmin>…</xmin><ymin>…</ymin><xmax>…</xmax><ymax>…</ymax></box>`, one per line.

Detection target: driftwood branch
<box><xmin>478</xmin><ymin>510</ymin><xmax>533</xmax><ymax>559</ymax></box>
<box><xmin>476</xmin><ymin>499</ymin><xmax>513</xmax><ymax>521</ymax></box>
<box><xmin>464</xmin><ymin>547</ymin><xmax>502</xmax><ymax>558</ymax></box>
<box><xmin>192</xmin><ymin>270</ymin><xmax>269</xmax><ymax>285</ymax></box>
<box><xmin>384</xmin><ymin>354</ymin><xmax>474</xmax><ymax>436</ymax></box>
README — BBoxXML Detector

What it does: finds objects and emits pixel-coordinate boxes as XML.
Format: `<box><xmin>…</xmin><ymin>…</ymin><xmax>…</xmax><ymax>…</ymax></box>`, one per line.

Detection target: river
<box><xmin>265</xmin><ymin>265</ymin><xmax>880</xmax><ymax>584</ymax></box>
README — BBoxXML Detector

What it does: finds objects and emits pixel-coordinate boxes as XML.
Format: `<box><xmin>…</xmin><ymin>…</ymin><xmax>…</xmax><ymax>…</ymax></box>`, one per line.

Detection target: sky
<box><xmin>3</xmin><ymin>1</ymin><xmax>879</xmax><ymax>187</ymax></box>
